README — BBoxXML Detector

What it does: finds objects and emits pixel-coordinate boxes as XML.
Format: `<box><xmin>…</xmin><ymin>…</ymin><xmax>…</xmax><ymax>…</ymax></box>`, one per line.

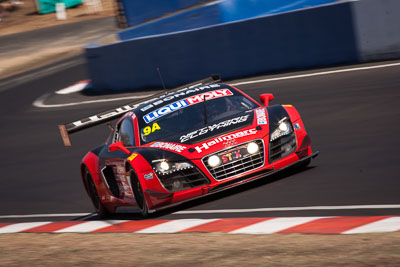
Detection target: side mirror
<box><xmin>259</xmin><ymin>94</ymin><xmax>274</xmax><ymax>106</ymax></box>
<box><xmin>109</xmin><ymin>141</ymin><xmax>131</xmax><ymax>155</ymax></box>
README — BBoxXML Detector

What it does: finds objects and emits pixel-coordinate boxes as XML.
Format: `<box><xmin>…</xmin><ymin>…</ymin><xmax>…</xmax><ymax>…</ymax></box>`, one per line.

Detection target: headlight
<box><xmin>270</xmin><ymin>118</ymin><xmax>293</xmax><ymax>141</ymax></box>
<box><xmin>152</xmin><ymin>160</ymin><xmax>193</xmax><ymax>174</ymax></box>
<box><xmin>247</xmin><ymin>142</ymin><xmax>259</xmax><ymax>154</ymax></box>
<box><xmin>160</xmin><ymin>161</ymin><xmax>170</xmax><ymax>171</ymax></box>
<box><xmin>207</xmin><ymin>155</ymin><xmax>221</xmax><ymax>168</ymax></box>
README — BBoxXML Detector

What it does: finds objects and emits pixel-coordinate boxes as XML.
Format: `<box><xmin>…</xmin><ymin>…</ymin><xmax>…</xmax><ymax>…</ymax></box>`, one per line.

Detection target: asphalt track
<box><xmin>0</xmin><ymin>58</ymin><xmax>399</xmax><ymax>222</ymax></box>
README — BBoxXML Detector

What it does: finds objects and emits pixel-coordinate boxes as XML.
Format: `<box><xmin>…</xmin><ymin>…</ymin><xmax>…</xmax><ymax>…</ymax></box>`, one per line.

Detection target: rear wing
<box><xmin>58</xmin><ymin>75</ymin><xmax>221</xmax><ymax>146</ymax></box>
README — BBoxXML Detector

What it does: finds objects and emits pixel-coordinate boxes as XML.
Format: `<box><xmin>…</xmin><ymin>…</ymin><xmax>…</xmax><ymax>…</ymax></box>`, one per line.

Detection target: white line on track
<box><xmin>32</xmin><ymin>61</ymin><xmax>400</xmax><ymax>108</ymax></box>
<box><xmin>1</xmin><ymin>204</ymin><xmax>399</xmax><ymax>219</ymax></box>
<box><xmin>55</xmin><ymin>80</ymin><xmax>90</xmax><ymax>95</ymax></box>
<box><xmin>0</xmin><ymin>213</ymin><xmax>91</xmax><ymax>219</ymax></box>
<box><xmin>172</xmin><ymin>204</ymin><xmax>400</xmax><ymax>215</ymax></box>
<box><xmin>342</xmin><ymin>217</ymin><xmax>400</xmax><ymax>234</ymax></box>
<box><xmin>0</xmin><ymin>222</ymin><xmax>51</xmax><ymax>233</ymax></box>
<box><xmin>230</xmin><ymin>217</ymin><xmax>326</xmax><ymax>234</ymax></box>
<box><xmin>55</xmin><ymin>220</ymin><xmax>128</xmax><ymax>233</ymax></box>
<box><xmin>136</xmin><ymin>219</ymin><xmax>219</xmax><ymax>234</ymax></box>
<box><xmin>230</xmin><ymin>62</ymin><xmax>400</xmax><ymax>86</ymax></box>
<box><xmin>33</xmin><ymin>93</ymin><xmax>153</xmax><ymax>108</ymax></box>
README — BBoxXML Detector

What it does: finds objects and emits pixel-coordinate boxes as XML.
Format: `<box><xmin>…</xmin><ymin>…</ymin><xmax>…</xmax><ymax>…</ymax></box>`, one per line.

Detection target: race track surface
<box><xmin>0</xmin><ymin>59</ymin><xmax>399</xmax><ymax>222</ymax></box>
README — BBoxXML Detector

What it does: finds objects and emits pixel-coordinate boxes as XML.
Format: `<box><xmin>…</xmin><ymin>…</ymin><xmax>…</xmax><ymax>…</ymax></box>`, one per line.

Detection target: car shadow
<box><xmin>87</xmin><ymin>165</ymin><xmax>315</xmax><ymax>221</ymax></box>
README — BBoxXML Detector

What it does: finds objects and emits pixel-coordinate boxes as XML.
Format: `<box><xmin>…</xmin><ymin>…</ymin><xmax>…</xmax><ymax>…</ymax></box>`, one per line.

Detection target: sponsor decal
<box><xmin>115</xmin><ymin>166</ymin><xmax>125</xmax><ymax>174</ymax></box>
<box><xmin>195</xmin><ymin>128</ymin><xmax>258</xmax><ymax>153</ymax></box>
<box><xmin>142</xmin><ymin>122</ymin><xmax>161</xmax><ymax>136</ymax></box>
<box><xmin>222</xmin><ymin>149</ymin><xmax>242</xmax><ymax>163</ymax></box>
<box><xmin>105</xmin><ymin>160</ymin><xmax>123</xmax><ymax>165</ymax></box>
<box><xmin>143</xmin><ymin>89</ymin><xmax>234</xmax><ymax>123</ymax></box>
<box><xmin>71</xmin><ymin>104</ymin><xmax>139</xmax><ymax>128</ymax></box>
<box><xmin>255</xmin><ymin>108</ymin><xmax>268</xmax><ymax>125</ymax></box>
<box><xmin>126</xmin><ymin>111</ymin><xmax>136</xmax><ymax>119</ymax></box>
<box><xmin>223</xmin><ymin>139</ymin><xmax>237</xmax><ymax>148</ymax></box>
<box><xmin>127</xmin><ymin>153</ymin><xmax>138</xmax><ymax>161</ymax></box>
<box><xmin>69</xmin><ymin>84</ymin><xmax>224</xmax><ymax>130</ymax></box>
<box><xmin>151</xmin><ymin>142</ymin><xmax>187</xmax><ymax>153</ymax></box>
<box><xmin>180</xmin><ymin>115</ymin><xmax>250</xmax><ymax>143</ymax></box>
<box><xmin>140</xmin><ymin>84</ymin><xmax>222</xmax><ymax>112</ymax></box>
<box><xmin>144</xmin><ymin>172</ymin><xmax>154</xmax><ymax>180</ymax></box>
<box><xmin>294</xmin><ymin>123</ymin><xmax>301</xmax><ymax>130</ymax></box>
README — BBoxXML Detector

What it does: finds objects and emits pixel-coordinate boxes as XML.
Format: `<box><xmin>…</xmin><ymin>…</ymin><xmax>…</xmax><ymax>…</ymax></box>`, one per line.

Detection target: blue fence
<box><xmin>85</xmin><ymin>0</ymin><xmax>400</xmax><ymax>93</ymax></box>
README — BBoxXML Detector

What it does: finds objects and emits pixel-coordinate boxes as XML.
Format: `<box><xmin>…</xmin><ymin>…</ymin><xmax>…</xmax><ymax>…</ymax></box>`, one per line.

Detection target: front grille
<box><xmin>269</xmin><ymin>132</ymin><xmax>297</xmax><ymax>163</ymax></box>
<box><xmin>203</xmin><ymin>139</ymin><xmax>265</xmax><ymax>181</ymax></box>
<box><xmin>156</xmin><ymin>167</ymin><xmax>210</xmax><ymax>192</ymax></box>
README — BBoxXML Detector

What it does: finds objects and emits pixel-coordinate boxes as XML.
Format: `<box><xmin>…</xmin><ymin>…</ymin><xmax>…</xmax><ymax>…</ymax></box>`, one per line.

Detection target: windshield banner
<box><xmin>143</xmin><ymin>89</ymin><xmax>233</xmax><ymax>123</ymax></box>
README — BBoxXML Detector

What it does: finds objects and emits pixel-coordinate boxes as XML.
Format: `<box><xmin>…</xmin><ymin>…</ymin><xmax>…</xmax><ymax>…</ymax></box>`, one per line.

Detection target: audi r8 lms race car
<box><xmin>59</xmin><ymin>75</ymin><xmax>319</xmax><ymax>217</ymax></box>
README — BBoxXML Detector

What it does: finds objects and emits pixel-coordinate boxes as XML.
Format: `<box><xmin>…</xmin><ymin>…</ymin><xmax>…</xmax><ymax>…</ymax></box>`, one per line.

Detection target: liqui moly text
<box><xmin>143</xmin><ymin>89</ymin><xmax>233</xmax><ymax>123</ymax></box>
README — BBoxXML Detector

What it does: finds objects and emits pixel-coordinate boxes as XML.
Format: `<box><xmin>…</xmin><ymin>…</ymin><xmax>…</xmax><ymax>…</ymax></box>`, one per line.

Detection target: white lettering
<box><xmin>180</xmin><ymin>115</ymin><xmax>250</xmax><ymax>143</ymax></box>
<box><xmin>194</xmin><ymin>128</ymin><xmax>257</xmax><ymax>153</ymax></box>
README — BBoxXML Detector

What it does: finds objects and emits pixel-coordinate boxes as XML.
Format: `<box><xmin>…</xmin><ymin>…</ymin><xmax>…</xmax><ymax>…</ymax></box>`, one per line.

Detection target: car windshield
<box><xmin>138</xmin><ymin>95</ymin><xmax>258</xmax><ymax>145</ymax></box>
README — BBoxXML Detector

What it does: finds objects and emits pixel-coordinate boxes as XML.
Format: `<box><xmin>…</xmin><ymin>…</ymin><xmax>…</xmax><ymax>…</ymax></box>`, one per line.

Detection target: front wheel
<box><xmin>130</xmin><ymin>170</ymin><xmax>149</xmax><ymax>217</ymax></box>
<box><xmin>84</xmin><ymin>169</ymin><xmax>110</xmax><ymax>218</ymax></box>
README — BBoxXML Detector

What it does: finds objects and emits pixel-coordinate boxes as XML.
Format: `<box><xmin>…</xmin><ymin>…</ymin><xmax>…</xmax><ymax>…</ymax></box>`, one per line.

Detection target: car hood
<box><xmin>140</xmin><ymin>108</ymin><xmax>270</xmax><ymax>160</ymax></box>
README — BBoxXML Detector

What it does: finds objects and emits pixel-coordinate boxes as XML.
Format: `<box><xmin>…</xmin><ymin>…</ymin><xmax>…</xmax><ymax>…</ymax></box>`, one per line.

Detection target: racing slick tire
<box><xmin>83</xmin><ymin>169</ymin><xmax>110</xmax><ymax>218</ymax></box>
<box><xmin>129</xmin><ymin>169</ymin><xmax>149</xmax><ymax>217</ymax></box>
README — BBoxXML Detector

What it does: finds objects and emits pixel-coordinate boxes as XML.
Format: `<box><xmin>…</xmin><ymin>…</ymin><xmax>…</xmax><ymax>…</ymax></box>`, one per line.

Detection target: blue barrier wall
<box><xmin>118</xmin><ymin>4</ymin><xmax>221</xmax><ymax>41</ymax></box>
<box><xmin>118</xmin><ymin>0</ymin><xmax>337</xmax><ymax>41</ymax></box>
<box><xmin>219</xmin><ymin>0</ymin><xmax>336</xmax><ymax>22</ymax></box>
<box><xmin>119</xmin><ymin>0</ymin><xmax>211</xmax><ymax>26</ymax></box>
<box><xmin>86</xmin><ymin>2</ymin><xmax>357</xmax><ymax>92</ymax></box>
<box><xmin>85</xmin><ymin>0</ymin><xmax>400</xmax><ymax>92</ymax></box>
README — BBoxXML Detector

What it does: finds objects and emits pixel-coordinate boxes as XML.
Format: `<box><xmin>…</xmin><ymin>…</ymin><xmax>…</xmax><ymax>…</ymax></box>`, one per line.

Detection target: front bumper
<box><xmin>147</xmin><ymin>151</ymin><xmax>319</xmax><ymax>213</ymax></box>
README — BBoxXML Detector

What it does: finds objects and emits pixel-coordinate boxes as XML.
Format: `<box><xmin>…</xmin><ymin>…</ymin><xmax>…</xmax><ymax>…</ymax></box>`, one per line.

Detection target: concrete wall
<box><xmin>85</xmin><ymin>0</ymin><xmax>400</xmax><ymax>93</ymax></box>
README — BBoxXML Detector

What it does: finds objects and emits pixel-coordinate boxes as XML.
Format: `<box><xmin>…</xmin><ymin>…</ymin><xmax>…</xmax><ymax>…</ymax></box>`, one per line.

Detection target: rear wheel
<box><xmin>84</xmin><ymin>169</ymin><xmax>110</xmax><ymax>218</ymax></box>
<box><xmin>130</xmin><ymin>169</ymin><xmax>149</xmax><ymax>217</ymax></box>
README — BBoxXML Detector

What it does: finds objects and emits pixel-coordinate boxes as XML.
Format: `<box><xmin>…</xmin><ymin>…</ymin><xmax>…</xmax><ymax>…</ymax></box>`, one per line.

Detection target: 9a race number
<box><xmin>142</xmin><ymin>123</ymin><xmax>161</xmax><ymax>136</ymax></box>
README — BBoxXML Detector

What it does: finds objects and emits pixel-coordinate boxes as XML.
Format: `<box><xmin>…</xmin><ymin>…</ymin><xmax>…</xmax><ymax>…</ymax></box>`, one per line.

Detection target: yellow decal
<box><xmin>152</xmin><ymin>122</ymin><xmax>161</xmax><ymax>132</ymax></box>
<box><xmin>282</xmin><ymin>105</ymin><xmax>293</xmax><ymax>107</ymax></box>
<box><xmin>127</xmin><ymin>153</ymin><xmax>138</xmax><ymax>161</ymax></box>
<box><xmin>143</xmin><ymin>122</ymin><xmax>161</xmax><ymax>136</ymax></box>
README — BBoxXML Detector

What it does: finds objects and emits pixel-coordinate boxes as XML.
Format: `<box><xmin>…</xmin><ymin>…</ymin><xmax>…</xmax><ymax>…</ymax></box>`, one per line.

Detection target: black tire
<box><xmin>129</xmin><ymin>169</ymin><xmax>149</xmax><ymax>217</ymax></box>
<box><xmin>84</xmin><ymin>169</ymin><xmax>110</xmax><ymax>218</ymax></box>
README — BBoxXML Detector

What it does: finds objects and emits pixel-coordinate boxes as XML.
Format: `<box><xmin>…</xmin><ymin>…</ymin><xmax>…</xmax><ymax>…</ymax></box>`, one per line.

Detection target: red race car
<box><xmin>59</xmin><ymin>76</ymin><xmax>318</xmax><ymax>217</ymax></box>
